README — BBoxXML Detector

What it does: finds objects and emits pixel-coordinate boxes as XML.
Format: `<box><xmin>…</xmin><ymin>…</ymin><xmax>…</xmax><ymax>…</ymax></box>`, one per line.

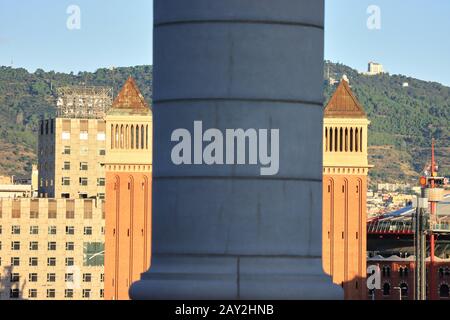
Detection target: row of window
<box><xmin>6</xmin><ymin>225</ymin><xmax>100</xmax><ymax>236</ymax></box>
<box><xmin>380</xmin><ymin>266</ymin><xmax>450</xmax><ymax>278</ymax></box>
<box><xmin>61</xmin><ymin>146</ymin><xmax>106</xmax><ymax>156</ymax></box>
<box><xmin>372</xmin><ymin>283</ymin><xmax>409</xmax><ymax>298</ymax></box>
<box><xmin>40</xmin><ymin>119</ymin><xmax>55</xmax><ymax>136</ymax></box>
<box><xmin>3</xmin><ymin>199</ymin><xmax>105</xmax><ymax>220</ymax></box>
<box><xmin>111</xmin><ymin>124</ymin><xmax>150</xmax><ymax>150</ymax></box>
<box><xmin>60</xmin><ymin>193</ymin><xmax>105</xmax><ymax>200</ymax></box>
<box><xmin>381</xmin><ymin>266</ymin><xmax>409</xmax><ymax>278</ymax></box>
<box><xmin>1</xmin><ymin>256</ymin><xmax>83</xmax><ymax>267</ymax></box>
<box><xmin>324</xmin><ymin>126</ymin><xmax>364</xmax><ymax>153</ymax></box>
<box><xmin>373</xmin><ymin>282</ymin><xmax>450</xmax><ymax>299</ymax></box>
<box><xmin>61</xmin><ymin>131</ymin><xmax>106</xmax><ymax>142</ymax></box>
<box><xmin>61</xmin><ymin>177</ymin><xmax>105</xmax><ymax>187</ymax></box>
<box><xmin>5</xmin><ymin>241</ymin><xmax>76</xmax><ymax>251</ymax></box>
<box><xmin>9</xmin><ymin>288</ymin><xmax>104</xmax><ymax>299</ymax></box>
<box><xmin>61</xmin><ymin>162</ymin><xmax>106</xmax><ymax>172</ymax></box>
<box><xmin>8</xmin><ymin>272</ymin><xmax>103</xmax><ymax>283</ymax></box>
<box><xmin>38</xmin><ymin>146</ymin><xmax>103</xmax><ymax>160</ymax></box>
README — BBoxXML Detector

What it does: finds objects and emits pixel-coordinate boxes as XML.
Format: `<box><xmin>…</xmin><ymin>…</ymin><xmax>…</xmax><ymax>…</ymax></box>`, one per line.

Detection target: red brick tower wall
<box><xmin>323</xmin><ymin>174</ymin><xmax>367</xmax><ymax>300</ymax></box>
<box><xmin>104</xmin><ymin>171</ymin><xmax>152</xmax><ymax>300</ymax></box>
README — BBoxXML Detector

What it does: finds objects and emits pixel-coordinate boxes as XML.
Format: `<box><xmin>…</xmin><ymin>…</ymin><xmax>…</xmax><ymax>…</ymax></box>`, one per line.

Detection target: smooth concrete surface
<box><xmin>130</xmin><ymin>0</ymin><xmax>343</xmax><ymax>300</ymax></box>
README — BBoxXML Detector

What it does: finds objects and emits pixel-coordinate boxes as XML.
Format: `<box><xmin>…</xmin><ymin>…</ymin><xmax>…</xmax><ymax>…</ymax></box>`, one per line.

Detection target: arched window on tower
<box><xmin>355</xmin><ymin>128</ymin><xmax>359</xmax><ymax>152</ymax></box>
<box><xmin>329</xmin><ymin>127</ymin><xmax>333</xmax><ymax>152</ymax></box>
<box><xmin>136</xmin><ymin>125</ymin><xmax>140</xmax><ymax>150</ymax></box>
<box><xmin>131</xmin><ymin>125</ymin><xmax>135</xmax><ymax>149</ymax></box>
<box><xmin>125</xmin><ymin>125</ymin><xmax>129</xmax><ymax>149</ymax></box>
<box><xmin>350</xmin><ymin>128</ymin><xmax>354</xmax><ymax>152</ymax></box>
<box><xmin>141</xmin><ymin>125</ymin><xmax>145</xmax><ymax>149</ymax></box>
<box><xmin>339</xmin><ymin>128</ymin><xmax>343</xmax><ymax>152</ymax></box>
<box><xmin>345</xmin><ymin>128</ymin><xmax>348</xmax><ymax>152</ymax></box>
<box><xmin>325</xmin><ymin>127</ymin><xmax>328</xmax><ymax>152</ymax></box>
<box><xmin>334</xmin><ymin>127</ymin><xmax>338</xmax><ymax>152</ymax></box>
<box><xmin>115</xmin><ymin>125</ymin><xmax>119</xmax><ymax>149</ymax></box>
<box><xmin>360</xmin><ymin>127</ymin><xmax>363</xmax><ymax>153</ymax></box>
<box><xmin>111</xmin><ymin>125</ymin><xmax>114</xmax><ymax>149</ymax></box>
<box><xmin>120</xmin><ymin>125</ymin><xmax>124</xmax><ymax>149</ymax></box>
<box><xmin>146</xmin><ymin>125</ymin><xmax>149</xmax><ymax>150</ymax></box>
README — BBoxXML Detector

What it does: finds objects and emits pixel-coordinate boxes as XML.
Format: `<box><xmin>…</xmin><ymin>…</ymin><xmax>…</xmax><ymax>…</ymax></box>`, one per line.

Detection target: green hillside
<box><xmin>0</xmin><ymin>65</ymin><xmax>152</xmax><ymax>178</ymax></box>
<box><xmin>0</xmin><ymin>62</ymin><xmax>448</xmax><ymax>185</ymax></box>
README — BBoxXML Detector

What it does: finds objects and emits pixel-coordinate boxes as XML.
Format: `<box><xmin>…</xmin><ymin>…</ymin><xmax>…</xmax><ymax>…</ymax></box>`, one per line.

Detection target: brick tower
<box><xmin>104</xmin><ymin>77</ymin><xmax>153</xmax><ymax>300</ymax></box>
<box><xmin>322</xmin><ymin>80</ymin><xmax>371</xmax><ymax>300</ymax></box>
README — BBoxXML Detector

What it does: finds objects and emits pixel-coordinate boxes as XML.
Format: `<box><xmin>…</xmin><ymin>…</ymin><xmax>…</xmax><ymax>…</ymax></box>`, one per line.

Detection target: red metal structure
<box><xmin>367</xmin><ymin>140</ymin><xmax>449</xmax><ymax>300</ymax></box>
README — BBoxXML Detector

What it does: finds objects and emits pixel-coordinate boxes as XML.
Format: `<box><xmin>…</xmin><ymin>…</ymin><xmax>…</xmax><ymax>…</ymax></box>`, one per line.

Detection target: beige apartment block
<box><xmin>0</xmin><ymin>198</ymin><xmax>105</xmax><ymax>300</ymax></box>
<box><xmin>0</xmin><ymin>185</ymin><xmax>33</xmax><ymax>199</ymax></box>
<box><xmin>38</xmin><ymin>118</ymin><xmax>107</xmax><ymax>199</ymax></box>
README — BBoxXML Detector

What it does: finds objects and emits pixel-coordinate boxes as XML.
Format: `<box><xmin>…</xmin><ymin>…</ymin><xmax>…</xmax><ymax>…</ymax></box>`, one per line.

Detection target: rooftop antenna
<box><xmin>110</xmin><ymin>66</ymin><xmax>116</xmax><ymax>97</ymax></box>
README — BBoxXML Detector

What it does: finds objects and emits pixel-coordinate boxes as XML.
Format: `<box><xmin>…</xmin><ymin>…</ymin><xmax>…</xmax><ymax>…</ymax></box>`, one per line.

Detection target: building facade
<box><xmin>322</xmin><ymin>80</ymin><xmax>372</xmax><ymax>300</ymax></box>
<box><xmin>367</xmin><ymin>257</ymin><xmax>450</xmax><ymax>300</ymax></box>
<box><xmin>38</xmin><ymin>86</ymin><xmax>113</xmax><ymax>200</ymax></box>
<box><xmin>0</xmin><ymin>198</ymin><xmax>105</xmax><ymax>300</ymax></box>
<box><xmin>0</xmin><ymin>185</ymin><xmax>33</xmax><ymax>199</ymax></box>
<box><xmin>38</xmin><ymin>118</ymin><xmax>108</xmax><ymax>199</ymax></box>
<box><xmin>104</xmin><ymin>78</ymin><xmax>152</xmax><ymax>300</ymax></box>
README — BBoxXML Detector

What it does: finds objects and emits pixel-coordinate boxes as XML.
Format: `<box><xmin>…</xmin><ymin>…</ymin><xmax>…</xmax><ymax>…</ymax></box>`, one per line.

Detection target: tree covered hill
<box><xmin>0</xmin><ymin>65</ymin><xmax>152</xmax><ymax>178</ymax></box>
<box><xmin>0</xmin><ymin>62</ymin><xmax>448</xmax><ymax>185</ymax></box>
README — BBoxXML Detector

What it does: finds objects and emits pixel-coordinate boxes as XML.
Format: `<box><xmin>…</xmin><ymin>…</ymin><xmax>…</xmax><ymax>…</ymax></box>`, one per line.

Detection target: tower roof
<box><xmin>324</xmin><ymin>80</ymin><xmax>366</xmax><ymax>118</ymax></box>
<box><xmin>109</xmin><ymin>77</ymin><xmax>151</xmax><ymax>115</ymax></box>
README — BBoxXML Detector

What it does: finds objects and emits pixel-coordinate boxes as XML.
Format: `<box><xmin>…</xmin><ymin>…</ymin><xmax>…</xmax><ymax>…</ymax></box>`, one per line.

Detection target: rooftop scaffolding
<box><xmin>56</xmin><ymin>86</ymin><xmax>113</xmax><ymax>119</ymax></box>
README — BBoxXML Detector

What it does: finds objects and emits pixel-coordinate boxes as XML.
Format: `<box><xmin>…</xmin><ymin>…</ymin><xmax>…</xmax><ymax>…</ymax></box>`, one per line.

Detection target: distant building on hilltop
<box><xmin>365</xmin><ymin>61</ymin><xmax>384</xmax><ymax>76</ymax></box>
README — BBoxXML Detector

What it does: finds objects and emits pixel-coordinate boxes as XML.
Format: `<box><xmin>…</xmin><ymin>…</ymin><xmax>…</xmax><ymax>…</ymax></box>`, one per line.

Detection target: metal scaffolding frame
<box><xmin>56</xmin><ymin>86</ymin><xmax>113</xmax><ymax>119</ymax></box>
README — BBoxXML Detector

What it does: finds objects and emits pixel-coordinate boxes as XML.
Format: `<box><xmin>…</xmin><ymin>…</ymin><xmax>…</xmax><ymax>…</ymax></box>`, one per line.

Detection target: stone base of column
<box><xmin>129</xmin><ymin>255</ymin><xmax>342</xmax><ymax>300</ymax></box>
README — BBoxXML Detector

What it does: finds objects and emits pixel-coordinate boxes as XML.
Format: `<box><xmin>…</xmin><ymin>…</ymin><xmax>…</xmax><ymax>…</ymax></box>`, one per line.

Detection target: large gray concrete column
<box><xmin>130</xmin><ymin>0</ymin><xmax>342</xmax><ymax>300</ymax></box>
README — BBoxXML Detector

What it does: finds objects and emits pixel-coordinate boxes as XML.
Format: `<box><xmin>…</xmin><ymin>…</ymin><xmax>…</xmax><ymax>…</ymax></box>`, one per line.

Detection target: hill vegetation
<box><xmin>0</xmin><ymin>62</ymin><xmax>448</xmax><ymax>186</ymax></box>
<box><xmin>0</xmin><ymin>65</ymin><xmax>152</xmax><ymax>178</ymax></box>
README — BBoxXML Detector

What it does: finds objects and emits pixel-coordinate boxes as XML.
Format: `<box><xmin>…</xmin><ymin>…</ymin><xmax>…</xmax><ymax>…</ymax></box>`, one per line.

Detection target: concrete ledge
<box><xmin>130</xmin><ymin>255</ymin><xmax>342</xmax><ymax>300</ymax></box>
<box><xmin>155</xmin><ymin>0</ymin><xmax>324</xmax><ymax>28</ymax></box>
<box><xmin>154</xmin><ymin>25</ymin><xmax>324</xmax><ymax>103</ymax></box>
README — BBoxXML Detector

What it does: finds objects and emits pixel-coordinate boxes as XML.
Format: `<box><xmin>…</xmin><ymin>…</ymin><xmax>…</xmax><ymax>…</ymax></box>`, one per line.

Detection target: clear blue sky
<box><xmin>1</xmin><ymin>0</ymin><xmax>449</xmax><ymax>85</ymax></box>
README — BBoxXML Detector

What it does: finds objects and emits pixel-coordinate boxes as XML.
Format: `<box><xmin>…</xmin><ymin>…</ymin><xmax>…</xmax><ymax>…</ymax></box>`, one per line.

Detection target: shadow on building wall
<box><xmin>0</xmin><ymin>265</ymin><xmax>27</xmax><ymax>300</ymax></box>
